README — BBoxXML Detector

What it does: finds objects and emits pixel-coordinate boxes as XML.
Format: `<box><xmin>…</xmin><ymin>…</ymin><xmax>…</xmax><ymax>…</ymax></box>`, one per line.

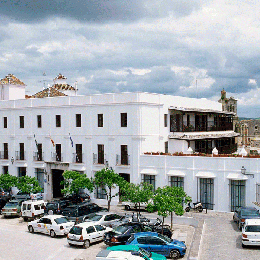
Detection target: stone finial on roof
<box><xmin>0</xmin><ymin>74</ymin><xmax>26</xmax><ymax>86</ymax></box>
<box><xmin>55</xmin><ymin>73</ymin><xmax>67</xmax><ymax>80</ymax></box>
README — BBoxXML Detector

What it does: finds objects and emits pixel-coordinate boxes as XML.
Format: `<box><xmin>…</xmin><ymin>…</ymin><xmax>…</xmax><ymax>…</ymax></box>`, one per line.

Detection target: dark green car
<box><xmin>107</xmin><ymin>245</ymin><xmax>167</xmax><ymax>260</ymax></box>
<box><xmin>2</xmin><ymin>200</ymin><xmax>23</xmax><ymax>217</ymax></box>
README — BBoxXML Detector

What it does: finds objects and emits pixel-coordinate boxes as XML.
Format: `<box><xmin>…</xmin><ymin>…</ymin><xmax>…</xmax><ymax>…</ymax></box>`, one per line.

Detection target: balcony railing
<box><xmin>116</xmin><ymin>154</ymin><xmax>130</xmax><ymax>166</ymax></box>
<box><xmin>72</xmin><ymin>153</ymin><xmax>83</xmax><ymax>163</ymax></box>
<box><xmin>33</xmin><ymin>152</ymin><xmax>44</xmax><ymax>161</ymax></box>
<box><xmin>93</xmin><ymin>153</ymin><xmax>106</xmax><ymax>164</ymax></box>
<box><xmin>15</xmin><ymin>151</ymin><xmax>26</xmax><ymax>161</ymax></box>
<box><xmin>170</xmin><ymin>120</ymin><xmax>233</xmax><ymax>132</ymax></box>
<box><xmin>51</xmin><ymin>152</ymin><xmax>63</xmax><ymax>162</ymax></box>
<box><xmin>0</xmin><ymin>151</ymin><xmax>8</xmax><ymax>160</ymax></box>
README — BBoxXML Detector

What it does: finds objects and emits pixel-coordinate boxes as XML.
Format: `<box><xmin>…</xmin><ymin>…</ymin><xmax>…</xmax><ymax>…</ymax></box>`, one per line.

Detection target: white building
<box><xmin>1</xmin><ymin>73</ymin><xmax>259</xmax><ymax>213</ymax></box>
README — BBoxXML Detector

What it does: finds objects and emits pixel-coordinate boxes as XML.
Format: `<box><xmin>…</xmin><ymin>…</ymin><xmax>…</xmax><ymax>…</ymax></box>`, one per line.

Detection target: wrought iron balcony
<box><xmin>15</xmin><ymin>151</ymin><xmax>26</xmax><ymax>160</ymax></box>
<box><xmin>72</xmin><ymin>153</ymin><xmax>83</xmax><ymax>163</ymax></box>
<box><xmin>116</xmin><ymin>154</ymin><xmax>130</xmax><ymax>166</ymax></box>
<box><xmin>93</xmin><ymin>153</ymin><xmax>106</xmax><ymax>164</ymax></box>
<box><xmin>33</xmin><ymin>152</ymin><xmax>44</xmax><ymax>161</ymax></box>
<box><xmin>51</xmin><ymin>152</ymin><xmax>63</xmax><ymax>162</ymax></box>
<box><xmin>0</xmin><ymin>151</ymin><xmax>8</xmax><ymax>160</ymax></box>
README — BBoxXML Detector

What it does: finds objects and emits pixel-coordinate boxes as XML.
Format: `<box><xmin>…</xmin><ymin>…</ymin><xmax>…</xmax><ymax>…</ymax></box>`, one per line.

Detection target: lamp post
<box><xmin>241</xmin><ymin>166</ymin><xmax>246</xmax><ymax>175</ymax></box>
<box><xmin>11</xmin><ymin>157</ymin><xmax>14</xmax><ymax>164</ymax></box>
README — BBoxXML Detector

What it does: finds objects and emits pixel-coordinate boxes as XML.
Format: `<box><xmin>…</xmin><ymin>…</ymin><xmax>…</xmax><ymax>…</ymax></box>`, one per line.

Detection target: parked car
<box><xmin>2</xmin><ymin>199</ymin><xmax>23</xmax><ymax>217</ymax></box>
<box><xmin>67</xmin><ymin>222</ymin><xmax>112</xmax><ymax>248</ymax></box>
<box><xmin>233</xmin><ymin>206</ymin><xmax>260</xmax><ymax>230</ymax></box>
<box><xmin>84</xmin><ymin>212</ymin><xmax>122</xmax><ymax>226</ymax></box>
<box><xmin>242</xmin><ymin>218</ymin><xmax>260</xmax><ymax>247</ymax></box>
<box><xmin>12</xmin><ymin>191</ymin><xmax>43</xmax><ymax>201</ymax></box>
<box><xmin>126</xmin><ymin>232</ymin><xmax>186</xmax><ymax>259</ymax></box>
<box><xmin>21</xmin><ymin>200</ymin><xmax>46</xmax><ymax>221</ymax></box>
<box><xmin>0</xmin><ymin>198</ymin><xmax>8</xmax><ymax>214</ymax></box>
<box><xmin>107</xmin><ymin>245</ymin><xmax>167</xmax><ymax>260</ymax></box>
<box><xmin>96</xmin><ymin>250</ymin><xmax>144</xmax><ymax>260</ymax></box>
<box><xmin>44</xmin><ymin>200</ymin><xmax>72</xmax><ymax>215</ymax></box>
<box><xmin>62</xmin><ymin>202</ymin><xmax>107</xmax><ymax>223</ymax></box>
<box><xmin>122</xmin><ymin>202</ymin><xmax>150</xmax><ymax>211</ymax></box>
<box><xmin>104</xmin><ymin>222</ymin><xmax>172</xmax><ymax>246</ymax></box>
<box><xmin>64</xmin><ymin>192</ymin><xmax>91</xmax><ymax>204</ymax></box>
<box><xmin>110</xmin><ymin>214</ymin><xmax>151</xmax><ymax>227</ymax></box>
<box><xmin>27</xmin><ymin>215</ymin><xmax>74</xmax><ymax>237</ymax></box>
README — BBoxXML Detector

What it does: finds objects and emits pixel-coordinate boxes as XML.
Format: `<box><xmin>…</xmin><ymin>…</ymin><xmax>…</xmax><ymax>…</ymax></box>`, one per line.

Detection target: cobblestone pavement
<box><xmin>186</xmin><ymin>211</ymin><xmax>260</xmax><ymax>260</ymax></box>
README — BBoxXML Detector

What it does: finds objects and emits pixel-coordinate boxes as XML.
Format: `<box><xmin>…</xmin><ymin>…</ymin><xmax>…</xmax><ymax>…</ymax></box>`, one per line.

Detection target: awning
<box><xmin>226</xmin><ymin>173</ymin><xmax>248</xmax><ymax>180</ymax></box>
<box><xmin>167</xmin><ymin>170</ymin><xmax>186</xmax><ymax>177</ymax></box>
<box><xmin>140</xmin><ymin>168</ymin><xmax>158</xmax><ymax>175</ymax></box>
<box><xmin>195</xmin><ymin>171</ymin><xmax>216</xmax><ymax>178</ymax></box>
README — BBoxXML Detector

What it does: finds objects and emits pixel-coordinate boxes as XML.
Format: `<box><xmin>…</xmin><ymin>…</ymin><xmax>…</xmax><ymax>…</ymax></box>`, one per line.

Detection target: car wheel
<box><xmin>83</xmin><ymin>240</ymin><xmax>90</xmax><ymax>249</ymax></box>
<box><xmin>170</xmin><ymin>249</ymin><xmax>180</xmax><ymax>259</ymax></box>
<box><xmin>23</xmin><ymin>217</ymin><xmax>28</xmax><ymax>221</ymax></box>
<box><xmin>28</xmin><ymin>226</ymin><xmax>34</xmax><ymax>233</ymax></box>
<box><xmin>242</xmin><ymin>243</ymin><xmax>247</xmax><ymax>248</ymax></box>
<box><xmin>125</xmin><ymin>205</ymin><xmax>130</xmax><ymax>210</ymax></box>
<box><xmin>50</xmin><ymin>230</ymin><xmax>56</xmax><ymax>238</ymax></box>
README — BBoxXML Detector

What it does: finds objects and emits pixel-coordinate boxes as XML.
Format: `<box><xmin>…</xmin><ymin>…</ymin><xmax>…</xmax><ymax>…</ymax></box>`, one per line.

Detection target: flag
<box><xmin>69</xmin><ymin>133</ymin><xmax>73</xmax><ymax>147</ymax></box>
<box><xmin>50</xmin><ymin>136</ymin><xmax>55</xmax><ymax>147</ymax></box>
<box><xmin>33</xmin><ymin>134</ymin><xmax>38</xmax><ymax>150</ymax></box>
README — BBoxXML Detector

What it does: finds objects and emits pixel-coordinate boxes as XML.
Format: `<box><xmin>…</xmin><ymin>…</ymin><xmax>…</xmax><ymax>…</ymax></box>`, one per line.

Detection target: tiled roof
<box><xmin>52</xmin><ymin>83</ymin><xmax>76</xmax><ymax>91</ymax></box>
<box><xmin>0</xmin><ymin>74</ymin><xmax>26</xmax><ymax>86</ymax></box>
<box><xmin>54</xmin><ymin>73</ymin><xmax>67</xmax><ymax>80</ymax></box>
<box><xmin>30</xmin><ymin>87</ymin><xmax>67</xmax><ymax>98</ymax></box>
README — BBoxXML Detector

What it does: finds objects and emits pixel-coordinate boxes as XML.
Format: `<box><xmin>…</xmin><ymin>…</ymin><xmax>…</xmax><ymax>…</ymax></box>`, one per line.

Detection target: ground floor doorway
<box><xmin>230</xmin><ymin>180</ymin><xmax>246</xmax><ymax>212</ymax></box>
<box><xmin>52</xmin><ymin>169</ymin><xmax>64</xmax><ymax>198</ymax></box>
<box><xmin>199</xmin><ymin>178</ymin><xmax>214</xmax><ymax>210</ymax></box>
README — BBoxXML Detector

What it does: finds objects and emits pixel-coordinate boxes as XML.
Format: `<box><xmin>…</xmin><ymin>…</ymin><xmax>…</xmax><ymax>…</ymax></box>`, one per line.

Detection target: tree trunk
<box><xmin>162</xmin><ymin>216</ymin><xmax>164</xmax><ymax>235</ymax></box>
<box><xmin>171</xmin><ymin>212</ymin><xmax>173</xmax><ymax>230</ymax></box>
<box><xmin>108</xmin><ymin>187</ymin><xmax>111</xmax><ymax>212</ymax></box>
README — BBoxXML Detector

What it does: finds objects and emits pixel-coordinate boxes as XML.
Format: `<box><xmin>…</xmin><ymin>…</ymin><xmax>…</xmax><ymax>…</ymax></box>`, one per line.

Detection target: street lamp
<box><xmin>11</xmin><ymin>157</ymin><xmax>14</xmax><ymax>164</ymax></box>
<box><xmin>241</xmin><ymin>166</ymin><xmax>254</xmax><ymax>178</ymax></box>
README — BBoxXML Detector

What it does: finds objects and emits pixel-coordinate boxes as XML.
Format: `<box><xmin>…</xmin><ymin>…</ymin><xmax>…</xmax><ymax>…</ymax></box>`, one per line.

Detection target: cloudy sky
<box><xmin>0</xmin><ymin>0</ymin><xmax>259</xmax><ymax>118</ymax></box>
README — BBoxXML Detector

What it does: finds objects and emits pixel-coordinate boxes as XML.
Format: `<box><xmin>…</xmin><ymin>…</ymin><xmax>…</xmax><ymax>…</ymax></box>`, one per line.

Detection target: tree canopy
<box><xmin>0</xmin><ymin>174</ymin><xmax>17</xmax><ymax>191</ymax></box>
<box><xmin>94</xmin><ymin>168</ymin><xmax>127</xmax><ymax>211</ymax></box>
<box><xmin>16</xmin><ymin>175</ymin><xmax>42</xmax><ymax>194</ymax></box>
<box><xmin>61</xmin><ymin>170</ymin><xmax>94</xmax><ymax>195</ymax></box>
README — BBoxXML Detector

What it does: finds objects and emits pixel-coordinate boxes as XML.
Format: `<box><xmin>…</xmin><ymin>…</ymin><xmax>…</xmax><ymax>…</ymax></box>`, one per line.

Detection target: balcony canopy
<box><xmin>169</xmin><ymin>131</ymin><xmax>239</xmax><ymax>140</ymax></box>
<box><xmin>169</xmin><ymin>106</ymin><xmax>236</xmax><ymax>115</ymax></box>
<box><xmin>196</xmin><ymin>171</ymin><xmax>216</xmax><ymax>178</ymax></box>
<box><xmin>226</xmin><ymin>173</ymin><xmax>248</xmax><ymax>180</ymax></box>
<box><xmin>167</xmin><ymin>170</ymin><xmax>186</xmax><ymax>177</ymax></box>
<box><xmin>140</xmin><ymin>168</ymin><xmax>158</xmax><ymax>175</ymax></box>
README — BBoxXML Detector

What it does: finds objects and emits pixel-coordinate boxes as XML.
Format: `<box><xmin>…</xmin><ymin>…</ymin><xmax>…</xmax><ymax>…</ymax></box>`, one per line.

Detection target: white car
<box><xmin>96</xmin><ymin>250</ymin><xmax>144</xmax><ymax>260</ymax></box>
<box><xmin>84</xmin><ymin>212</ymin><xmax>122</xmax><ymax>226</ymax></box>
<box><xmin>242</xmin><ymin>218</ymin><xmax>260</xmax><ymax>247</ymax></box>
<box><xmin>27</xmin><ymin>215</ymin><xmax>74</xmax><ymax>237</ymax></box>
<box><xmin>67</xmin><ymin>222</ymin><xmax>112</xmax><ymax>248</ymax></box>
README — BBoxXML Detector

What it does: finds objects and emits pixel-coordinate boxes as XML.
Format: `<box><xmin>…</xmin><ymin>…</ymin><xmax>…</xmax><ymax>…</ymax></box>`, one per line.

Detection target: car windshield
<box><xmin>241</xmin><ymin>209</ymin><xmax>259</xmax><ymax>217</ymax></box>
<box><xmin>69</xmin><ymin>226</ymin><xmax>82</xmax><ymax>235</ymax></box>
<box><xmin>6</xmin><ymin>201</ymin><xmax>18</xmax><ymax>206</ymax></box>
<box><xmin>47</xmin><ymin>203</ymin><xmax>57</xmax><ymax>209</ymax></box>
<box><xmin>54</xmin><ymin>217</ymin><xmax>69</xmax><ymax>224</ymax></box>
<box><xmin>139</xmin><ymin>248</ymin><xmax>152</xmax><ymax>258</ymax></box>
<box><xmin>62</xmin><ymin>208</ymin><xmax>78</xmax><ymax>217</ymax></box>
<box><xmin>158</xmin><ymin>233</ymin><xmax>172</xmax><ymax>243</ymax></box>
<box><xmin>113</xmin><ymin>225</ymin><xmax>129</xmax><ymax>234</ymax></box>
<box><xmin>88</xmin><ymin>215</ymin><xmax>102</xmax><ymax>221</ymax></box>
<box><xmin>245</xmin><ymin>225</ymin><xmax>260</xmax><ymax>232</ymax></box>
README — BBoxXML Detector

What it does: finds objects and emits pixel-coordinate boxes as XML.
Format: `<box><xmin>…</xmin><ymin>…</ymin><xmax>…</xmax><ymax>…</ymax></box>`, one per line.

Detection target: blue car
<box><xmin>126</xmin><ymin>232</ymin><xmax>186</xmax><ymax>259</ymax></box>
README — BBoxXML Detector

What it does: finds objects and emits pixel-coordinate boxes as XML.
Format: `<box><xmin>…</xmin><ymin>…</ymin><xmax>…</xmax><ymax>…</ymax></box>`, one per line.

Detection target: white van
<box><xmin>96</xmin><ymin>250</ymin><xmax>143</xmax><ymax>260</ymax></box>
<box><xmin>242</xmin><ymin>218</ymin><xmax>260</xmax><ymax>247</ymax></box>
<box><xmin>21</xmin><ymin>200</ymin><xmax>45</xmax><ymax>221</ymax></box>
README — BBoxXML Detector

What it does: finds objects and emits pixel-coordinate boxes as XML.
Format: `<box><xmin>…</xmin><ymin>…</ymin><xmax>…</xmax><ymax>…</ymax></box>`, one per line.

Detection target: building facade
<box><xmin>2</xmin><ymin>74</ymin><xmax>258</xmax><ymax>213</ymax></box>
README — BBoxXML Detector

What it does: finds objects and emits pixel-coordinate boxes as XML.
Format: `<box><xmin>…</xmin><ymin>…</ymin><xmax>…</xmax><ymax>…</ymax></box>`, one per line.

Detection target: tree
<box><xmin>0</xmin><ymin>174</ymin><xmax>17</xmax><ymax>192</ymax></box>
<box><xmin>151</xmin><ymin>186</ymin><xmax>191</xmax><ymax>230</ymax></box>
<box><xmin>121</xmin><ymin>182</ymin><xmax>154</xmax><ymax>216</ymax></box>
<box><xmin>61</xmin><ymin>170</ymin><xmax>94</xmax><ymax>197</ymax></box>
<box><xmin>94</xmin><ymin>168</ymin><xmax>127</xmax><ymax>212</ymax></box>
<box><xmin>16</xmin><ymin>176</ymin><xmax>42</xmax><ymax>194</ymax></box>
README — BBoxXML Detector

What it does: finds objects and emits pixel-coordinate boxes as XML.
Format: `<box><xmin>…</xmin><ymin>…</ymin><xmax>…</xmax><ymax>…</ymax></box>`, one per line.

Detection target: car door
<box><xmin>148</xmin><ymin>237</ymin><xmax>168</xmax><ymax>255</ymax></box>
<box><xmin>94</xmin><ymin>225</ymin><xmax>107</xmax><ymax>241</ymax></box>
<box><xmin>136</xmin><ymin>236</ymin><xmax>150</xmax><ymax>251</ymax></box>
<box><xmin>43</xmin><ymin>218</ymin><xmax>53</xmax><ymax>234</ymax></box>
<box><xmin>36</xmin><ymin>218</ymin><xmax>47</xmax><ymax>233</ymax></box>
<box><xmin>86</xmin><ymin>226</ymin><xmax>98</xmax><ymax>243</ymax></box>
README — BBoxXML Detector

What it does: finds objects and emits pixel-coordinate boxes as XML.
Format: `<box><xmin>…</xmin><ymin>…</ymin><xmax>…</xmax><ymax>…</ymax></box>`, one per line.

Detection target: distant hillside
<box><xmin>238</xmin><ymin>117</ymin><xmax>260</xmax><ymax>120</ymax></box>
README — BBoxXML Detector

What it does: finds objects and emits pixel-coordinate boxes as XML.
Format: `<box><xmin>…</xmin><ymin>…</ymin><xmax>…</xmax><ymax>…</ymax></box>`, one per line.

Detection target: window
<box><xmin>95</xmin><ymin>225</ymin><xmax>106</xmax><ymax>231</ymax></box>
<box><xmin>3</xmin><ymin>117</ymin><xmax>7</xmax><ymax>128</ymax></box>
<box><xmin>164</xmin><ymin>114</ymin><xmax>168</xmax><ymax>127</ymax></box>
<box><xmin>121</xmin><ymin>145</ymin><xmax>129</xmax><ymax>165</ymax></box>
<box><xmin>142</xmin><ymin>174</ymin><xmax>155</xmax><ymax>191</ymax></box>
<box><xmin>98</xmin><ymin>144</ymin><xmax>104</xmax><ymax>164</ymax></box>
<box><xmin>2</xmin><ymin>166</ymin><xmax>8</xmax><ymax>174</ymax></box>
<box><xmin>169</xmin><ymin>176</ymin><xmax>184</xmax><ymax>188</ymax></box>
<box><xmin>18</xmin><ymin>167</ymin><xmax>26</xmax><ymax>177</ymax></box>
<box><xmin>98</xmin><ymin>114</ymin><xmax>103</xmax><ymax>127</ymax></box>
<box><xmin>56</xmin><ymin>115</ymin><xmax>61</xmax><ymax>127</ymax></box>
<box><xmin>37</xmin><ymin>115</ymin><xmax>42</xmax><ymax>128</ymax></box>
<box><xmin>75</xmin><ymin>144</ymin><xmax>82</xmax><ymax>163</ymax></box>
<box><xmin>3</xmin><ymin>143</ymin><xmax>8</xmax><ymax>159</ymax></box>
<box><xmin>165</xmin><ymin>141</ymin><xmax>168</xmax><ymax>154</ymax></box>
<box><xmin>20</xmin><ymin>143</ymin><xmax>25</xmax><ymax>160</ymax></box>
<box><xmin>76</xmin><ymin>114</ymin><xmax>81</xmax><ymax>127</ymax></box>
<box><xmin>86</xmin><ymin>226</ymin><xmax>95</xmax><ymax>234</ymax></box>
<box><xmin>19</xmin><ymin>116</ymin><xmax>24</xmax><ymax>128</ymax></box>
<box><xmin>257</xmin><ymin>183</ymin><xmax>260</xmax><ymax>203</ymax></box>
<box><xmin>121</xmin><ymin>113</ymin><xmax>127</xmax><ymax>127</ymax></box>
<box><xmin>96</xmin><ymin>185</ymin><xmax>106</xmax><ymax>199</ymax></box>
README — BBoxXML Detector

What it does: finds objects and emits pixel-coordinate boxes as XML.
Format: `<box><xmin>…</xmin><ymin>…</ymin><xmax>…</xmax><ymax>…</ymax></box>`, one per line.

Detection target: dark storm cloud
<box><xmin>0</xmin><ymin>0</ymin><xmax>203</xmax><ymax>22</ymax></box>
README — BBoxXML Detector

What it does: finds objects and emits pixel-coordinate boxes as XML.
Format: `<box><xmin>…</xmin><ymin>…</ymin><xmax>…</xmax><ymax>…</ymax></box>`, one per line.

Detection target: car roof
<box><xmin>42</xmin><ymin>215</ymin><xmax>66</xmax><ymax>219</ymax></box>
<box><xmin>240</xmin><ymin>207</ymin><xmax>258</xmax><ymax>211</ymax></box>
<box><xmin>133</xmin><ymin>232</ymin><xmax>158</xmax><ymax>237</ymax></box>
<box><xmin>108</xmin><ymin>245</ymin><xmax>140</xmax><ymax>252</ymax></box>
<box><xmin>93</xmin><ymin>212</ymin><xmax>115</xmax><ymax>216</ymax></box>
<box><xmin>22</xmin><ymin>200</ymin><xmax>45</xmax><ymax>204</ymax></box>
<box><xmin>75</xmin><ymin>222</ymin><xmax>102</xmax><ymax>228</ymax></box>
<box><xmin>245</xmin><ymin>219</ymin><xmax>260</xmax><ymax>225</ymax></box>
